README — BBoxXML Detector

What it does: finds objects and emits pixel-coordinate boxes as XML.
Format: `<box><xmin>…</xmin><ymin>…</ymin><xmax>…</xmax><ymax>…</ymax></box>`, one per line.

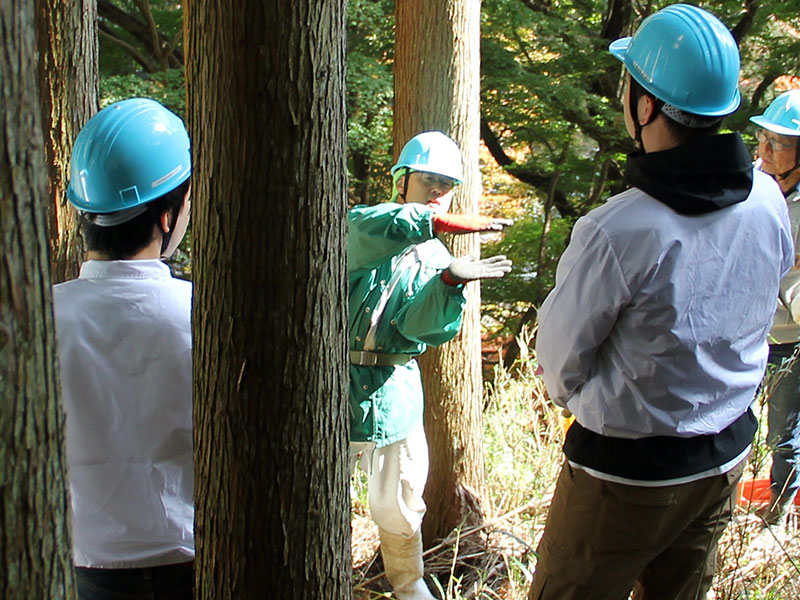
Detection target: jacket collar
<box><xmin>79</xmin><ymin>259</ymin><xmax>173</xmax><ymax>280</ymax></box>
<box><xmin>624</xmin><ymin>133</ymin><xmax>753</xmax><ymax>215</ymax></box>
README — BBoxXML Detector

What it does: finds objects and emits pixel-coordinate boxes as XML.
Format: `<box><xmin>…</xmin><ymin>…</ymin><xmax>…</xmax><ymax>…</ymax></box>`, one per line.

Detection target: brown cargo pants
<box><xmin>528</xmin><ymin>458</ymin><xmax>746</xmax><ymax>600</ymax></box>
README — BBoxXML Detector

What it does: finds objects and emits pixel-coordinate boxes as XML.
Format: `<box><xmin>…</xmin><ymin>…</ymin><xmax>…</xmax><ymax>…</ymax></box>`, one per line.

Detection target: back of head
<box><xmin>609</xmin><ymin>4</ymin><xmax>740</xmax><ymax>136</ymax></box>
<box><xmin>68</xmin><ymin>98</ymin><xmax>191</xmax><ymax>258</ymax></box>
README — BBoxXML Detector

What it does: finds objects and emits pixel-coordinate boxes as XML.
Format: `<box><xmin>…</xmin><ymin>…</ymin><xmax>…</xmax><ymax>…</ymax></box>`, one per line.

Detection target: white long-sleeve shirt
<box><xmin>769</xmin><ymin>184</ymin><xmax>800</xmax><ymax>344</ymax></box>
<box><xmin>537</xmin><ymin>169</ymin><xmax>792</xmax><ymax>440</ymax></box>
<box><xmin>53</xmin><ymin>260</ymin><xmax>193</xmax><ymax>568</ymax></box>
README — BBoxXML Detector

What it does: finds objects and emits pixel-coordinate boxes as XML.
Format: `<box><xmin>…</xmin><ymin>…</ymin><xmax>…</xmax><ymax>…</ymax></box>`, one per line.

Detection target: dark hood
<box><xmin>624</xmin><ymin>133</ymin><xmax>753</xmax><ymax>215</ymax></box>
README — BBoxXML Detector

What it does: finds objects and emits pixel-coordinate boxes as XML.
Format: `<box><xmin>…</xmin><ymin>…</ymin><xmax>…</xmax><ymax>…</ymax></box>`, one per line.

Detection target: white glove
<box><xmin>444</xmin><ymin>253</ymin><xmax>512</xmax><ymax>284</ymax></box>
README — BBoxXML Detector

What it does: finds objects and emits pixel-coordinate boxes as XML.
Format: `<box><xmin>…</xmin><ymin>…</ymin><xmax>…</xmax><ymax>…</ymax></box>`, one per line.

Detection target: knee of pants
<box><xmin>367</xmin><ymin>429</ymin><xmax>430</xmax><ymax>536</ymax></box>
<box><xmin>369</xmin><ymin>478</ymin><xmax>426</xmax><ymax>536</ymax></box>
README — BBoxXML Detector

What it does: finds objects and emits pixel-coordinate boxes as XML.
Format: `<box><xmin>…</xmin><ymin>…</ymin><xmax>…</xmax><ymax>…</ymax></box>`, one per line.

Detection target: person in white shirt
<box><xmin>749</xmin><ymin>89</ymin><xmax>800</xmax><ymax>526</ymax></box>
<box><xmin>53</xmin><ymin>97</ymin><xmax>193</xmax><ymax>600</ymax></box>
<box><xmin>530</xmin><ymin>5</ymin><xmax>793</xmax><ymax>599</ymax></box>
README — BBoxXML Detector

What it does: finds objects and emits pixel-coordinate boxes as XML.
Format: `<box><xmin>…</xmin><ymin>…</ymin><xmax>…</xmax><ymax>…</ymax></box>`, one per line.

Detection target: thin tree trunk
<box><xmin>395</xmin><ymin>0</ymin><xmax>487</xmax><ymax>545</ymax></box>
<box><xmin>536</xmin><ymin>170</ymin><xmax>560</xmax><ymax>277</ymax></box>
<box><xmin>0</xmin><ymin>2</ymin><xmax>76</xmax><ymax>597</ymax></box>
<box><xmin>35</xmin><ymin>0</ymin><xmax>98</xmax><ymax>283</ymax></box>
<box><xmin>186</xmin><ymin>1</ymin><xmax>351</xmax><ymax>598</ymax></box>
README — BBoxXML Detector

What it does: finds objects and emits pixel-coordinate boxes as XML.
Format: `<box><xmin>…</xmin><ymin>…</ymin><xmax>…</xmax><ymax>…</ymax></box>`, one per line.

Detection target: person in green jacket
<box><xmin>349</xmin><ymin>131</ymin><xmax>512</xmax><ymax>600</ymax></box>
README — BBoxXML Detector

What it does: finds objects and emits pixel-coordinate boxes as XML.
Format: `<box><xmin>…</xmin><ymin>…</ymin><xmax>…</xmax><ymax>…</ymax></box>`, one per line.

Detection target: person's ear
<box><xmin>395</xmin><ymin>175</ymin><xmax>406</xmax><ymax>194</ymax></box>
<box><xmin>159</xmin><ymin>210</ymin><xmax>172</xmax><ymax>233</ymax></box>
<box><xmin>638</xmin><ymin>94</ymin><xmax>657</xmax><ymax>125</ymax></box>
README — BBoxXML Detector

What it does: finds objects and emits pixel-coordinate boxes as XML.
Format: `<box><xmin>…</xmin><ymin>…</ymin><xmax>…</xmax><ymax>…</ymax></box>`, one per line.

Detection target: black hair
<box><xmin>629</xmin><ymin>77</ymin><xmax>722</xmax><ymax>147</ymax></box>
<box><xmin>82</xmin><ymin>178</ymin><xmax>191</xmax><ymax>260</ymax></box>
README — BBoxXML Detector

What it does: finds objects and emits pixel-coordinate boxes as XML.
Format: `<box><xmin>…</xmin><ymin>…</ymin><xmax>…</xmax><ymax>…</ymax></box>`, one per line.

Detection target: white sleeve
<box><xmin>535</xmin><ymin>217</ymin><xmax>631</xmax><ymax>405</ymax></box>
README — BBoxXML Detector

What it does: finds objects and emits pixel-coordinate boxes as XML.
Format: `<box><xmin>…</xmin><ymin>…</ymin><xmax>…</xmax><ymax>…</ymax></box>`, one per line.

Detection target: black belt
<box><xmin>349</xmin><ymin>350</ymin><xmax>413</xmax><ymax>367</ymax></box>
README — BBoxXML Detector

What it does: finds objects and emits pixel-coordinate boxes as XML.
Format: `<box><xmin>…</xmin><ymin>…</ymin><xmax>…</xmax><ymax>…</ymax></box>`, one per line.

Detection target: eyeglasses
<box><xmin>755</xmin><ymin>129</ymin><xmax>798</xmax><ymax>152</ymax></box>
<box><xmin>417</xmin><ymin>172</ymin><xmax>456</xmax><ymax>191</ymax></box>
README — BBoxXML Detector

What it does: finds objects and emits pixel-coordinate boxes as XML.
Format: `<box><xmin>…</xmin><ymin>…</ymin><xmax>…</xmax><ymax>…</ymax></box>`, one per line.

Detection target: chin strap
<box><xmin>629</xmin><ymin>80</ymin><xmax>660</xmax><ymax>152</ymax></box>
<box><xmin>399</xmin><ymin>167</ymin><xmax>410</xmax><ymax>201</ymax></box>
<box><xmin>777</xmin><ymin>141</ymin><xmax>800</xmax><ymax>184</ymax></box>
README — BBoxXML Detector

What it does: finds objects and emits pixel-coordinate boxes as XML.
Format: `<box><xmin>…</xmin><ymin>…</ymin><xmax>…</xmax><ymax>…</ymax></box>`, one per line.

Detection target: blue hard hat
<box><xmin>750</xmin><ymin>90</ymin><xmax>800</xmax><ymax>137</ymax></box>
<box><xmin>390</xmin><ymin>131</ymin><xmax>464</xmax><ymax>183</ymax></box>
<box><xmin>609</xmin><ymin>4</ymin><xmax>741</xmax><ymax>117</ymax></box>
<box><xmin>67</xmin><ymin>98</ymin><xmax>191</xmax><ymax>214</ymax></box>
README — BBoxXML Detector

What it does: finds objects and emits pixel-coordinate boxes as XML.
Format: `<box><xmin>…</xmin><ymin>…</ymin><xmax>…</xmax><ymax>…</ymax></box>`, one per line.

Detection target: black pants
<box><xmin>75</xmin><ymin>561</ymin><xmax>193</xmax><ymax>600</ymax></box>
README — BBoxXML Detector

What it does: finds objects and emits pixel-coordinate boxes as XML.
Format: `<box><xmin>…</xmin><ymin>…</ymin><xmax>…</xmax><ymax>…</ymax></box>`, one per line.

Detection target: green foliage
<box><xmin>730</xmin><ymin>0</ymin><xmax>800</xmax><ymax>125</ymax></box>
<box><xmin>100</xmin><ymin>68</ymin><xmax>185</xmax><ymax>116</ymax></box>
<box><xmin>482</xmin><ymin>214</ymin><xmax>571</xmax><ymax>315</ymax></box>
<box><xmin>481</xmin><ymin>0</ymin><xmax>631</xmax><ymax>199</ymax></box>
<box><xmin>99</xmin><ymin>0</ymin><xmax>184</xmax><ymax>76</ymax></box>
<box><xmin>346</xmin><ymin>0</ymin><xmax>395</xmax><ymax>205</ymax></box>
<box><xmin>480</xmin><ymin>0</ymin><xmax>800</xmax><ymax>186</ymax></box>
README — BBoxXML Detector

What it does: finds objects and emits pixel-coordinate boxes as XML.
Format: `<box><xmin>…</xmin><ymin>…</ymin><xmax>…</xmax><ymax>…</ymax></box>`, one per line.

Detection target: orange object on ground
<box><xmin>736</xmin><ymin>477</ymin><xmax>800</xmax><ymax>507</ymax></box>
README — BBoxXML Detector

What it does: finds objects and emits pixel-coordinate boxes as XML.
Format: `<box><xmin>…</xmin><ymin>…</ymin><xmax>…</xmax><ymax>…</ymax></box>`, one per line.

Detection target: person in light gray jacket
<box><xmin>530</xmin><ymin>6</ymin><xmax>793</xmax><ymax>599</ymax></box>
<box><xmin>750</xmin><ymin>89</ymin><xmax>800</xmax><ymax>526</ymax></box>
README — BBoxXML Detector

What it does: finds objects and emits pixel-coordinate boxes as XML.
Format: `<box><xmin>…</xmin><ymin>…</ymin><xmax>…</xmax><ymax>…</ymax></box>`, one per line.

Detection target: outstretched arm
<box><xmin>349</xmin><ymin>204</ymin><xmax>513</xmax><ymax>272</ymax></box>
<box><xmin>348</xmin><ymin>203</ymin><xmax>435</xmax><ymax>272</ymax></box>
<box><xmin>432</xmin><ymin>213</ymin><xmax>514</xmax><ymax>234</ymax></box>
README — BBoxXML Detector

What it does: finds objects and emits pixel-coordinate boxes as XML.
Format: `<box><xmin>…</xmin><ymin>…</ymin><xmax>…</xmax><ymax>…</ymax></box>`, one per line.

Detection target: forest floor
<box><xmin>351</xmin><ymin>341</ymin><xmax>800</xmax><ymax>600</ymax></box>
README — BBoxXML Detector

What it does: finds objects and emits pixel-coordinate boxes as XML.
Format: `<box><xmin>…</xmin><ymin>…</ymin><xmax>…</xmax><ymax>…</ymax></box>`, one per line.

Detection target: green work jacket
<box><xmin>348</xmin><ymin>202</ymin><xmax>466</xmax><ymax>447</ymax></box>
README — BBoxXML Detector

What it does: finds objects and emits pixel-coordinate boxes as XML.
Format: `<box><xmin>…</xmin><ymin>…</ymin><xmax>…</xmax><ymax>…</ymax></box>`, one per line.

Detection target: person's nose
<box><xmin>430</xmin><ymin>185</ymin><xmax>449</xmax><ymax>198</ymax></box>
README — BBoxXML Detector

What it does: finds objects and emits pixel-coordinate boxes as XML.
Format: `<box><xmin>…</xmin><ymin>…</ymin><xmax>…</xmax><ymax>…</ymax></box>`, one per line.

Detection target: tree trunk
<box><xmin>35</xmin><ymin>0</ymin><xmax>98</xmax><ymax>284</ymax></box>
<box><xmin>536</xmin><ymin>170</ymin><xmax>560</xmax><ymax>279</ymax></box>
<box><xmin>0</xmin><ymin>2</ymin><xmax>76</xmax><ymax>598</ymax></box>
<box><xmin>351</xmin><ymin>149</ymin><xmax>371</xmax><ymax>205</ymax></box>
<box><xmin>186</xmin><ymin>2</ymin><xmax>351</xmax><ymax>598</ymax></box>
<box><xmin>394</xmin><ymin>0</ymin><xmax>487</xmax><ymax>545</ymax></box>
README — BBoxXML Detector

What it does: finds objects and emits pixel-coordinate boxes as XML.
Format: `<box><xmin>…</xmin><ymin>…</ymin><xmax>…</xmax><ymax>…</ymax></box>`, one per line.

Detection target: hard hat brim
<box><xmin>608</xmin><ymin>37</ymin><xmax>630</xmax><ymax>63</ymax></box>
<box><xmin>750</xmin><ymin>115</ymin><xmax>800</xmax><ymax>138</ymax></box>
<box><xmin>390</xmin><ymin>164</ymin><xmax>463</xmax><ymax>185</ymax></box>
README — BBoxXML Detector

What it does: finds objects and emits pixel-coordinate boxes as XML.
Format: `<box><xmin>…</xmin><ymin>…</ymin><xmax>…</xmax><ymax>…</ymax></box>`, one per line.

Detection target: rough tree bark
<box><xmin>185</xmin><ymin>1</ymin><xmax>351</xmax><ymax>598</ymax></box>
<box><xmin>0</xmin><ymin>2</ymin><xmax>76</xmax><ymax>598</ymax></box>
<box><xmin>35</xmin><ymin>0</ymin><xmax>98</xmax><ymax>283</ymax></box>
<box><xmin>394</xmin><ymin>0</ymin><xmax>487</xmax><ymax>545</ymax></box>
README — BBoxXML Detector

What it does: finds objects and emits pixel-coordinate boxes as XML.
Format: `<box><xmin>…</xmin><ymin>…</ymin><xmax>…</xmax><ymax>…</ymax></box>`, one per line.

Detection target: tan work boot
<box><xmin>378</xmin><ymin>528</ymin><xmax>436</xmax><ymax>600</ymax></box>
